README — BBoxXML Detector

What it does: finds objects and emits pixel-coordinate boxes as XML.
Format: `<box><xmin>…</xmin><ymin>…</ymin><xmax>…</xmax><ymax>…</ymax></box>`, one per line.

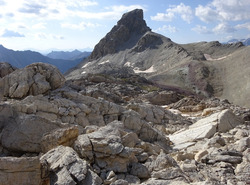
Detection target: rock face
<box><xmin>89</xmin><ymin>9</ymin><xmax>151</xmax><ymax>60</ymax></box>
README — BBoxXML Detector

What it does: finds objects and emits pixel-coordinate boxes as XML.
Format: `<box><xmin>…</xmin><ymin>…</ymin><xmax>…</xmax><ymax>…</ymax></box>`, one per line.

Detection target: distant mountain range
<box><xmin>0</xmin><ymin>45</ymin><xmax>90</xmax><ymax>73</ymax></box>
<box><xmin>226</xmin><ymin>38</ymin><xmax>250</xmax><ymax>46</ymax></box>
<box><xmin>46</xmin><ymin>50</ymin><xmax>91</xmax><ymax>60</ymax></box>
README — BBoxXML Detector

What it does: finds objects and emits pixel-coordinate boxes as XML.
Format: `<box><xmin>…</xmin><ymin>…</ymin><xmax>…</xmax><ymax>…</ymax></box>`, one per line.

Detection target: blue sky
<box><xmin>0</xmin><ymin>0</ymin><xmax>250</xmax><ymax>52</ymax></box>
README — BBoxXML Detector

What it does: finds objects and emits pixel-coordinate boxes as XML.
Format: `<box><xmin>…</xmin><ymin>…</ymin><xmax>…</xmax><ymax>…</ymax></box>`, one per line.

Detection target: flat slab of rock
<box><xmin>0</xmin><ymin>156</ymin><xmax>41</xmax><ymax>185</ymax></box>
<box><xmin>169</xmin><ymin>109</ymin><xmax>242</xmax><ymax>148</ymax></box>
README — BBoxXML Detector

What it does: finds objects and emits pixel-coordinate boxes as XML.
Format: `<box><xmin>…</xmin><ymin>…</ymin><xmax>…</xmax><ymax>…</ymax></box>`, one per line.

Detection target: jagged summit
<box><xmin>89</xmin><ymin>9</ymin><xmax>151</xmax><ymax>60</ymax></box>
<box><xmin>117</xmin><ymin>9</ymin><xmax>151</xmax><ymax>34</ymax></box>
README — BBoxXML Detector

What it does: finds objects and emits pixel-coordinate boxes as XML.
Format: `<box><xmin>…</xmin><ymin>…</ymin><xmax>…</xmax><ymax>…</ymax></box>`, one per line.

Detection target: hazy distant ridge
<box><xmin>47</xmin><ymin>50</ymin><xmax>91</xmax><ymax>60</ymax></box>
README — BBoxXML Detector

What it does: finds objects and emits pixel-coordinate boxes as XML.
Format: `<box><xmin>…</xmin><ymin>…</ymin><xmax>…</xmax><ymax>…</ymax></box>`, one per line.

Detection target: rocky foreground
<box><xmin>0</xmin><ymin>62</ymin><xmax>249</xmax><ymax>185</ymax></box>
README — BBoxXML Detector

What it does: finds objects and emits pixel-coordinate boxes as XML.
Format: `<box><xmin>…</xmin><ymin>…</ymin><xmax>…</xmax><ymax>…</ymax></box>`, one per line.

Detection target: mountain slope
<box><xmin>66</xmin><ymin>9</ymin><xmax>250</xmax><ymax>108</ymax></box>
<box><xmin>0</xmin><ymin>45</ymin><xmax>83</xmax><ymax>73</ymax></box>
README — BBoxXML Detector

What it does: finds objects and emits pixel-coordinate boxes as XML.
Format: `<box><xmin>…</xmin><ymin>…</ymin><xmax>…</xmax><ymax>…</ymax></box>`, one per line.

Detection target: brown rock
<box><xmin>0</xmin><ymin>156</ymin><xmax>42</xmax><ymax>185</ymax></box>
<box><xmin>41</xmin><ymin>126</ymin><xmax>79</xmax><ymax>153</ymax></box>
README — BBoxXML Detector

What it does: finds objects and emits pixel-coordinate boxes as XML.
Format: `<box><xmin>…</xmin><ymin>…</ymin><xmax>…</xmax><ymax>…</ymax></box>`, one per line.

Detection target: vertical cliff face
<box><xmin>89</xmin><ymin>9</ymin><xmax>151</xmax><ymax>60</ymax></box>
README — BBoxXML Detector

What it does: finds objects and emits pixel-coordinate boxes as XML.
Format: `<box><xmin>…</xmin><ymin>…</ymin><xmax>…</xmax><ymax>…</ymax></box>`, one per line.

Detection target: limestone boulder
<box><xmin>0</xmin><ymin>62</ymin><xmax>65</xmax><ymax>99</ymax></box>
<box><xmin>74</xmin><ymin>121</ymin><xmax>138</xmax><ymax>173</ymax></box>
<box><xmin>40</xmin><ymin>145</ymin><xmax>102</xmax><ymax>185</ymax></box>
<box><xmin>169</xmin><ymin>109</ymin><xmax>242</xmax><ymax>148</ymax></box>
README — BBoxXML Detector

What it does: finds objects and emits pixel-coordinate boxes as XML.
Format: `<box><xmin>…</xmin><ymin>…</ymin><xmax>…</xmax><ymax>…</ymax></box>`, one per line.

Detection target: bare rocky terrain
<box><xmin>0</xmin><ymin>9</ymin><xmax>250</xmax><ymax>185</ymax></box>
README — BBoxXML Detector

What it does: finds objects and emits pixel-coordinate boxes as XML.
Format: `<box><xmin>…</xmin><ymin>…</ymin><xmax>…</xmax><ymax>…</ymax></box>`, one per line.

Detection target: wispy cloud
<box><xmin>34</xmin><ymin>32</ymin><xmax>64</xmax><ymax>40</ymax></box>
<box><xmin>61</xmin><ymin>22</ymin><xmax>100</xmax><ymax>30</ymax></box>
<box><xmin>151</xmin><ymin>3</ymin><xmax>193</xmax><ymax>23</ymax></box>
<box><xmin>19</xmin><ymin>2</ymin><xmax>46</xmax><ymax>15</ymax></box>
<box><xmin>196</xmin><ymin>0</ymin><xmax>250</xmax><ymax>23</ymax></box>
<box><xmin>154</xmin><ymin>25</ymin><xmax>178</xmax><ymax>33</ymax></box>
<box><xmin>212</xmin><ymin>23</ymin><xmax>236</xmax><ymax>34</ymax></box>
<box><xmin>192</xmin><ymin>25</ymin><xmax>212</xmax><ymax>34</ymax></box>
<box><xmin>235</xmin><ymin>22</ymin><xmax>250</xmax><ymax>31</ymax></box>
<box><xmin>1</xmin><ymin>29</ymin><xmax>25</xmax><ymax>37</ymax></box>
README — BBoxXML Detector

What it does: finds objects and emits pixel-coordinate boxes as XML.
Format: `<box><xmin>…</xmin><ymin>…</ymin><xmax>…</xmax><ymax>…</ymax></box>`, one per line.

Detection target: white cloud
<box><xmin>195</xmin><ymin>5</ymin><xmax>220</xmax><ymax>23</ymax></box>
<box><xmin>212</xmin><ymin>23</ymin><xmax>236</xmax><ymax>34</ymax></box>
<box><xmin>0</xmin><ymin>0</ymin><xmax>99</xmax><ymax>20</ymax></box>
<box><xmin>235</xmin><ymin>22</ymin><xmax>250</xmax><ymax>30</ymax></box>
<box><xmin>212</xmin><ymin>0</ymin><xmax>250</xmax><ymax>21</ymax></box>
<box><xmin>61</xmin><ymin>22</ymin><xmax>100</xmax><ymax>30</ymax></box>
<box><xmin>154</xmin><ymin>25</ymin><xmax>178</xmax><ymax>33</ymax></box>
<box><xmin>151</xmin><ymin>12</ymin><xmax>174</xmax><ymax>22</ymax></box>
<box><xmin>151</xmin><ymin>3</ymin><xmax>193</xmax><ymax>23</ymax></box>
<box><xmin>106</xmin><ymin>5</ymin><xmax>145</xmax><ymax>14</ymax></box>
<box><xmin>196</xmin><ymin>0</ymin><xmax>250</xmax><ymax>23</ymax></box>
<box><xmin>192</xmin><ymin>25</ymin><xmax>212</xmax><ymax>34</ymax></box>
<box><xmin>34</xmin><ymin>32</ymin><xmax>64</xmax><ymax>40</ymax></box>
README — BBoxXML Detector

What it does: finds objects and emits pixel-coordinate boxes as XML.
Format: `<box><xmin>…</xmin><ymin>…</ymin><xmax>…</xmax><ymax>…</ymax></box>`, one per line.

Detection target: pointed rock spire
<box><xmin>89</xmin><ymin>9</ymin><xmax>151</xmax><ymax>60</ymax></box>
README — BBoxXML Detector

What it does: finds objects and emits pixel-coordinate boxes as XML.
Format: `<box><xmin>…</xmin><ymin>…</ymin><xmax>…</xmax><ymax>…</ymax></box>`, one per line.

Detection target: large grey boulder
<box><xmin>0</xmin><ymin>62</ymin><xmax>65</xmax><ymax>99</ymax></box>
<box><xmin>1</xmin><ymin>115</ymin><xmax>67</xmax><ymax>153</ymax></box>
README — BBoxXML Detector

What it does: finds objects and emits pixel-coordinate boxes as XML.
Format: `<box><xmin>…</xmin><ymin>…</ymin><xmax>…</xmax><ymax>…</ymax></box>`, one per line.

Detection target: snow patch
<box><xmin>82</xmin><ymin>62</ymin><xmax>91</xmax><ymax>68</ymax></box>
<box><xmin>124</xmin><ymin>62</ymin><xmax>132</xmax><ymax>67</ymax></box>
<box><xmin>133</xmin><ymin>66</ymin><xmax>155</xmax><ymax>73</ymax></box>
<box><xmin>81</xmin><ymin>71</ymin><xmax>86</xmax><ymax>74</ymax></box>
<box><xmin>99</xmin><ymin>60</ymin><xmax>110</xmax><ymax>65</ymax></box>
<box><xmin>204</xmin><ymin>54</ymin><xmax>231</xmax><ymax>61</ymax></box>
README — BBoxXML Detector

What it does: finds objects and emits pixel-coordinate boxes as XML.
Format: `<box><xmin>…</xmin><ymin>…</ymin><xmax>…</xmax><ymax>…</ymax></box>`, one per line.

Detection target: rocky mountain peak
<box><xmin>89</xmin><ymin>9</ymin><xmax>151</xmax><ymax>60</ymax></box>
<box><xmin>117</xmin><ymin>9</ymin><xmax>150</xmax><ymax>35</ymax></box>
